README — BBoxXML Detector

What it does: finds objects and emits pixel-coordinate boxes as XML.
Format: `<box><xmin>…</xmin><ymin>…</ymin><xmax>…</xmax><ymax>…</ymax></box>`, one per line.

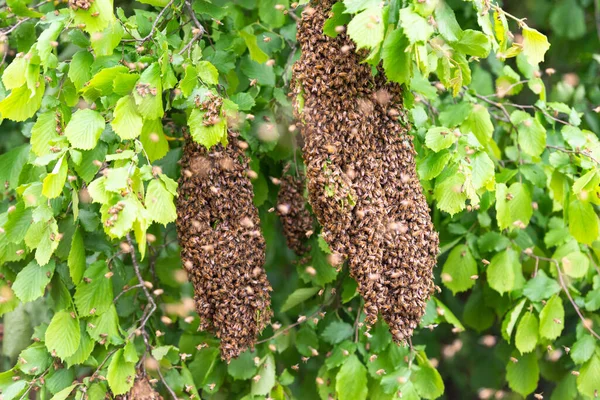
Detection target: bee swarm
<box><xmin>292</xmin><ymin>0</ymin><xmax>439</xmax><ymax>342</ymax></box>
<box><xmin>176</xmin><ymin>97</ymin><xmax>273</xmax><ymax>361</ymax></box>
<box><xmin>277</xmin><ymin>174</ymin><xmax>314</xmax><ymax>255</ymax></box>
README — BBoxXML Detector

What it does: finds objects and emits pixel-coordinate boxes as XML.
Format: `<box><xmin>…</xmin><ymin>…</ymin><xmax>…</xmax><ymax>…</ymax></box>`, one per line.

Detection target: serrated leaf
<box><xmin>561</xmin><ymin>251</ymin><xmax>589</xmax><ymax>278</ymax></box>
<box><xmin>522</xmin><ymin>27</ymin><xmax>550</xmax><ymax>66</ymax></box>
<box><xmin>434</xmin><ymin>171</ymin><xmax>467</xmax><ymax>216</ymax></box>
<box><xmin>0</xmin><ymin>81</ymin><xmax>45</xmax><ymax>122</ymax></box>
<box><xmin>510</xmin><ymin>110</ymin><xmax>546</xmax><ymax>157</ymax></box>
<box><xmin>496</xmin><ymin>182</ymin><xmax>533</xmax><ymax>231</ymax></box>
<box><xmin>425</xmin><ymin>127</ymin><xmax>457</xmax><ymax>152</ymax></box>
<box><xmin>140</xmin><ymin>119</ymin><xmax>169</xmax><ymax>162</ymax></box>
<box><xmin>487</xmin><ymin>248</ymin><xmax>521</xmax><ymax>295</ymax></box>
<box><xmin>65</xmin><ymin>109</ymin><xmax>106</xmax><ymax>150</ymax></box>
<box><xmin>68</xmin><ymin>227</ymin><xmax>86</xmax><ymax>284</ymax></box>
<box><xmin>133</xmin><ymin>63</ymin><xmax>163</xmax><ymax>119</ymax></box>
<box><xmin>251</xmin><ymin>354</ymin><xmax>276</xmax><ymax>396</ymax></box>
<box><xmin>382</xmin><ymin>28</ymin><xmax>411</xmax><ymax>85</ymax></box>
<box><xmin>188</xmin><ymin>108</ymin><xmax>227</xmax><ymax>149</ymax></box>
<box><xmin>322</xmin><ymin>321</ymin><xmax>354</xmax><ymax>344</ymax></box>
<box><xmin>347</xmin><ymin>6</ymin><xmax>385</xmax><ymax>50</ymax></box>
<box><xmin>523</xmin><ymin>270</ymin><xmax>561</xmax><ymax>302</ymax></box>
<box><xmin>197</xmin><ymin>61</ymin><xmax>219</xmax><ymax>85</ymax></box>
<box><xmin>412</xmin><ymin>351</ymin><xmax>444</xmax><ymax>399</ymax></box>
<box><xmin>336</xmin><ymin>355</ymin><xmax>368</xmax><ymax>400</ymax></box>
<box><xmin>571</xmin><ymin>334</ymin><xmax>595</xmax><ymax>364</ymax></box>
<box><xmin>71</xmin><ymin>0</ymin><xmax>114</xmax><ymax>33</ymax></box>
<box><xmin>515</xmin><ymin>312</ymin><xmax>538</xmax><ymax>353</ymax></box>
<box><xmin>111</xmin><ymin>95</ymin><xmax>143</xmax><ymax>140</ymax></box>
<box><xmin>506</xmin><ymin>352</ymin><xmax>539</xmax><ymax>396</ymax></box>
<box><xmin>227</xmin><ymin>350</ymin><xmax>258</xmax><ymax>380</ymax></box>
<box><xmin>12</xmin><ymin>260</ymin><xmax>55</xmax><ymax>303</ymax></box>
<box><xmin>324</xmin><ymin>2</ymin><xmax>352</xmax><ymax>38</ymax></box>
<box><xmin>107</xmin><ymin>348</ymin><xmax>136</xmax><ymax>395</ymax></box>
<box><xmin>240</xmin><ymin>28</ymin><xmax>269</xmax><ymax>64</ymax></box>
<box><xmin>281</xmin><ymin>287</ymin><xmax>320</xmax><ymax>312</ymax></box>
<box><xmin>31</xmin><ymin>111</ymin><xmax>60</xmax><ymax>157</ymax></box>
<box><xmin>45</xmin><ymin>310</ymin><xmax>81</xmax><ymax>360</ymax></box>
<box><xmin>74</xmin><ymin>261</ymin><xmax>113</xmax><ymax>316</ymax></box>
<box><xmin>454</xmin><ymin>29</ymin><xmax>491</xmax><ymax>58</ymax></box>
<box><xmin>441</xmin><ymin>244</ymin><xmax>477</xmax><ymax>294</ymax></box>
<box><xmin>399</xmin><ymin>7</ymin><xmax>433</xmax><ymax>44</ymax></box>
<box><xmin>568</xmin><ymin>199</ymin><xmax>599</xmax><ymax>245</ymax></box>
<box><xmin>577</xmin><ymin>354</ymin><xmax>600</xmax><ymax>398</ymax></box>
<box><xmin>68</xmin><ymin>51</ymin><xmax>94</xmax><ymax>91</ymax></box>
<box><xmin>145</xmin><ymin>179</ymin><xmax>177</xmax><ymax>226</ymax></box>
<box><xmin>42</xmin><ymin>156</ymin><xmax>68</xmax><ymax>199</ymax></box>
<box><xmin>539</xmin><ymin>295</ymin><xmax>564</xmax><ymax>340</ymax></box>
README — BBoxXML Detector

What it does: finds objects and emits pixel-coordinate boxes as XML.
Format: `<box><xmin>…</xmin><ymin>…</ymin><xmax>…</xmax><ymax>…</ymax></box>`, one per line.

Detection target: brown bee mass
<box><xmin>116</xmin><ymin>375</ymin><xmax>162</xmax><ymax>400</ymax></box>
<box><xmin>176</xmin><ymin>96</ymin><xmax>272</xmax><ymax>361</ymax></box>
<box><xmin>69</xmin><ymin>0</ymin><xmax>93</xmax><ymax>10</ymax></box>
<box><xmin>277</xmin><ymin>174</ymin><xmax>314</xmax><ymax>255</ymax></box>
<box><xmin>292</xmin><ymin>1</ymin><xmax>439</xmax><ymax>342</ymax></box>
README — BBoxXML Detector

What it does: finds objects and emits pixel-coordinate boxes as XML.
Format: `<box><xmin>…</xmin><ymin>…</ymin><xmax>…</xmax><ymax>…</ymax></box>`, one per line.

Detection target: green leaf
<box><xmin>521</xmin><ymin>27</ymin><xmax>550</xmax><ymax>66</ymax></box>
<box><xmin>322</xmin><ymin>321</ymin><xmax>354</xmax><ymax>344</ymax></box>
<box><xmin>0</xmin><ymin>81</ymin><xmax>45</xmax><ymax>122</ymax></box>
<box><xmin>64</xmin><ymin>326</ymin><xmax>95</xmax><ymax>367</ymax></box>
<box><xmin>571</xmin><ymin>335</ymin><xmax>596</xmax><ymax>364</ymax></box>
<box><xmin>495</xmin><ymin>182</ymin><xmax>533</xmax><ymax>231</ymax></box>
<box><xmin>0</xmin><ymin>144</ymin><xmax>30</xmax><ymax>189</ymax></box>
<box><xmin>4</xmin><ymin>202</ymin><xmax>33</xmax><ymax>244</ymax></box>
<box><xmin>258</xmin><ymin>0</ymin><xmax>289</xmax><ymax>28</ymax></box>
<box><xmin>87</xmin><ymin>304</ymin><xmax>122</xmax><ymax>345</ymax></box>
<box><xmin>510</xmin><ymin>110</ymin><xmax>546</xmax><ymax>157</ymax></box>
<box><xmin>425</xmin><ymin>127</ymin><xmax>457</xmax><ymax>152</ymax></box>
<box><xmin>133</xmin><ymin>63</ymin><xmax>163</xmax><ymax>119</ymax></box>
<box><xmin>506</xmin><ymin>352</ymin><xmax>539</xmax><ymax>396</ymax></box>
<box><xmin>336</xmin><ymin>355</ymin><xmax>368</xmax><ymax>400</ymax></box>
<box><xmin>107</xmin><ymin>348</ymin><xmax>136</xmax><ymax>395</ymax></box>
<box><xmin>71</xmin><ymin>0</ymin><xmax>114</xmax><ymax>33</ymax></box>
<box><xmin>561</xmin><ymin>251</ymin><xmax>589</xmax><ymax>278</ymax></box>
<box><xmin>471</xmin><ymin>152</ymin><xmax>495</xmax><ymax>190</ymax></box>
<box><xmin>251</xmin><ymin>354</ymin><xmax>276</xmax><ymax>395</ymax></box>
<box><xmin>227</xmin><ymin>350</ymin><xmax>258</xmax><ymax>380</ymax></box>
<box><xmin>31</xmin><ymin>111</ymin><xmax>60</xmax><ymax>157</ymax></box>
<box><xmin>382</xmin><ymin>28</ymin><xmax>411</xmax><ymax>85</ymax></box>
<box><xmin>111</xmin><ymin>95</ymin><xmax>143</xmax><ymax>140</ymax></box>
<box><xmin>568</xmin><ymin>199</ymin><xmax>599</xmax><ymax>245</ymax></box>
<box><xmin>412</xmin><ymin>351</ymin><xmax>444</xmax><ymax>399</ymax></box>
<box><xmin>65</xmin><ymin>109</ymin><xmax>106</xmax><ymax>150</ymax></box>
<box><xmin>417</xmin><ymin>150</ymin><xmax>452</xmax><ymax>181</ymax></box>
<box><xmin>240</xmin><ymin>28</ymin><xmax>269</xmax><ymax>64</ymax></box>
<box><xmin>434</xmin><ymin>170</ymin><xmax>467</xmax><ymax>216</ymax></box>
<box><xmin>137</xmin><ymin>0</ymin><xmax>170</xmax><ymax>6</ymax></box>
<box><xmin>42</xmin><ymin>156</ymin><xmax>68</xmax><ymax>199</ymax></box>
<box><xmin>281</xmin><ymin>287</ymin><xmax>320</xmax><ymax>312</ymax></box>
<box><xmin>1</xmin><ymin>57</ymin><xmax>27</xmax><ymax>90</ymax></box>
<box><xmin>487</xmin><ymin>248</ymin><xmax>521</xmax><ymax>295</ymax></box>
<box><xmin>36</xmin><ymin>22</ymin><xmax>63</xmax><ymax>66</ymax></box>
<box><xmin>146</xmin><ymin>179</ymin><xmax>177</xmax><ymax>226</ymax></box>
<box><xmin>523</xmin><ymin>270</ymin><xmax>561</xmax><ymax>302</ymax></box>
<box><xmin>74</xmin><ymin>261</ymin><xmax>113</xmax><ymax>316</ymax></box>
<box><xmin>12</xmin><ymin>260</ymin><xmax>56</xmax><ymax>303</ymax></box>
<box><xmin>197</xmin><ymin>61</ymin><xmax>219</xmax><ymax>85</ymax></box>
<box><xmin>68</xmin><ymin>227</ymin><xmax>86</xmax><ymax>285</ymax></box>
<box><xmin>399</xmin><ymin>8</ymin><xmax>433</xmax><ymax>44</ymax></box>
<box><xmin>441</xmin><ymin>244</ymin><xmax>477</xmax><ymax>294</ymax></box>
<box><xmin>343</xmin><ymin>0</ymin><xmax>379</xmax><ymax>13</ymax></box>
<box><xmin>18</xmin><ymin>344</ymin><xmax>51</xmax><ymax>375</ymax></box>
<box><xmin>68</xmin><ymin>51</ymin><xmax>94</xmax><ymax>91</ymax></box>
<box><xmin>539</xmin><ymin>295</ymin><xmax>564</xmax><ymax>340</ymax></box>
<box><xmin>140</xmin><ymin>119</ymin><xmax>169</xmax><ymax>162</ymax></box>
<box><xmin>515</xmin><ymin>312</ymin><xmax>538</xmax><ymax>353</ymax></box>
<box><xmin>50</xmin><ymin>384</ymin><xmax>77</xmax><ymax>400</ymax></box>
<box><xmin>90</xmin><ymin>22</ymin><xmax>123</xmax><ymax>56</ymax></box>
<box><xmin>324</xmin><ymin>2</ymin><xmax>352</xmax><ymax>38</ymax></box>
<box><xmin>347</xmin><ymin>6</ymin><xmax>385</xmax><ymax>50</ymax></box>
<box><xmin>188</xmin><ymin>108</ymin><xmax>227</xmax><ymax>149</ymax></box>
<box><xmin>454</xmin><ymin>29</ymin><xmax>491</xmax><ymax>58</ymax></box>
<box><xmin>45</xmin><ymin>310</ymin><xmax>81</xmax><ymax>360</ymax></box>
<box><xmin>577</xmin><ymin>354</ymin><xmax>600</xmax><ymax>398</ymax></box>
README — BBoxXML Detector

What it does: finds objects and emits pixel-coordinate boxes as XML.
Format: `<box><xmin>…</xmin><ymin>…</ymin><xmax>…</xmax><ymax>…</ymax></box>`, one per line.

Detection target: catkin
<box><xmin>292</xmin><ymin>1</ymin><xmax>439</xmax><ymax>342</ymax></box>
<box><xmin>176</xmin><ymin>96</ymin><xmax>272</xmax><ymax>361</ymax></box>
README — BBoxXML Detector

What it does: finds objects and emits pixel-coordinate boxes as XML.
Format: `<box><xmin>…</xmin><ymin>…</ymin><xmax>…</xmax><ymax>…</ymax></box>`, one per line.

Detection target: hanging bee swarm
<box><xmin>292</xmin><ymin>1</ymin><xmax>439</xmax><ymax>341</ymax></box>
<box><xmin>176</xmin><ymin>96</ymin><xmax>273</xmax><ymax>361</ymax></box>
<box><xmin>277</xmin><ymin>173</ymin><xmax>314</xmax><ymax>255</ymax></box>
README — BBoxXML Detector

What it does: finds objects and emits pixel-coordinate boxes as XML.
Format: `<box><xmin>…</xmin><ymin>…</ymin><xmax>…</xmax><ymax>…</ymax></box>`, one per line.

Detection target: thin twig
<box><xmin>126</xmin><ymin>234</ymin><xmax>157</xmax><ymax>330</ymax></box>
<box><xmin>123</xmin><ymin>0</ymin><xmax>177</xmax><ymax>43</ymax></box>
<box><xmin>546</xmin><ymin>145</ymin><xmax>600</xmax><ymax>166</ymax></box>
<box><xmin>524</xmin><ymin>252</ymin><xmax>600</xmax><ymax>341</ymax></box>
<box><xmin>113</xmin><ymin>283</ymin><xmax>144</xmax><ymax>303</ymax></box>
<box><xmin>1</xmin><ymin>17</ymin><xmax>31</xmax><ymax>34</ymax></box>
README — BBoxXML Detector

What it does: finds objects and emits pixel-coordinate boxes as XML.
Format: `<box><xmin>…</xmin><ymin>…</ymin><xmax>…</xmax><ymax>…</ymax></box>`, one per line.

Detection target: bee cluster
<box><xmin>276</xmin><ymin>173</ymin><xmax>314</xmax><ymax>255</ymax></box>
<box><xmin>176</xmin><ymin>99</ymin><xmax>273</xmax><ymax>361</ymax></box>
<box><xmin>291</xmin><ymin>1</ymin><xmax>439</xmax><ymax>342</ymax></box>
<box><xmin>68</xmin><ymin>0</ymin><xmax>93</xmax><ymax>11</ymax></box>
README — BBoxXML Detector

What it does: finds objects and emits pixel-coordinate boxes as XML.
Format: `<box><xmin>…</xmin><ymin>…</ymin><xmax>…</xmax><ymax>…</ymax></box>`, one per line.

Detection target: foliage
<box><xmin>0</xmin><ymin>0</ymin><xmax>599</xmax><ymax>399</ymax></box>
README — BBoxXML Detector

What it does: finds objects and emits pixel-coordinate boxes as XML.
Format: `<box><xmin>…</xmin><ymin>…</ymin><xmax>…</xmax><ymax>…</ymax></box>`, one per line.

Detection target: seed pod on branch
<box><xmin>277</xmin><ymin>173</ymin><xmax>314</xmax><ymax>255</ymax></box>
<box><xmin>292</xmin><ymin>0</ymin><xmax>438</xmax><ymax>342</ymax></box>
<box><xmin>177</xmin><ymin>97</ymin><xmax>273</xmax><ymax>361</ymax></box>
